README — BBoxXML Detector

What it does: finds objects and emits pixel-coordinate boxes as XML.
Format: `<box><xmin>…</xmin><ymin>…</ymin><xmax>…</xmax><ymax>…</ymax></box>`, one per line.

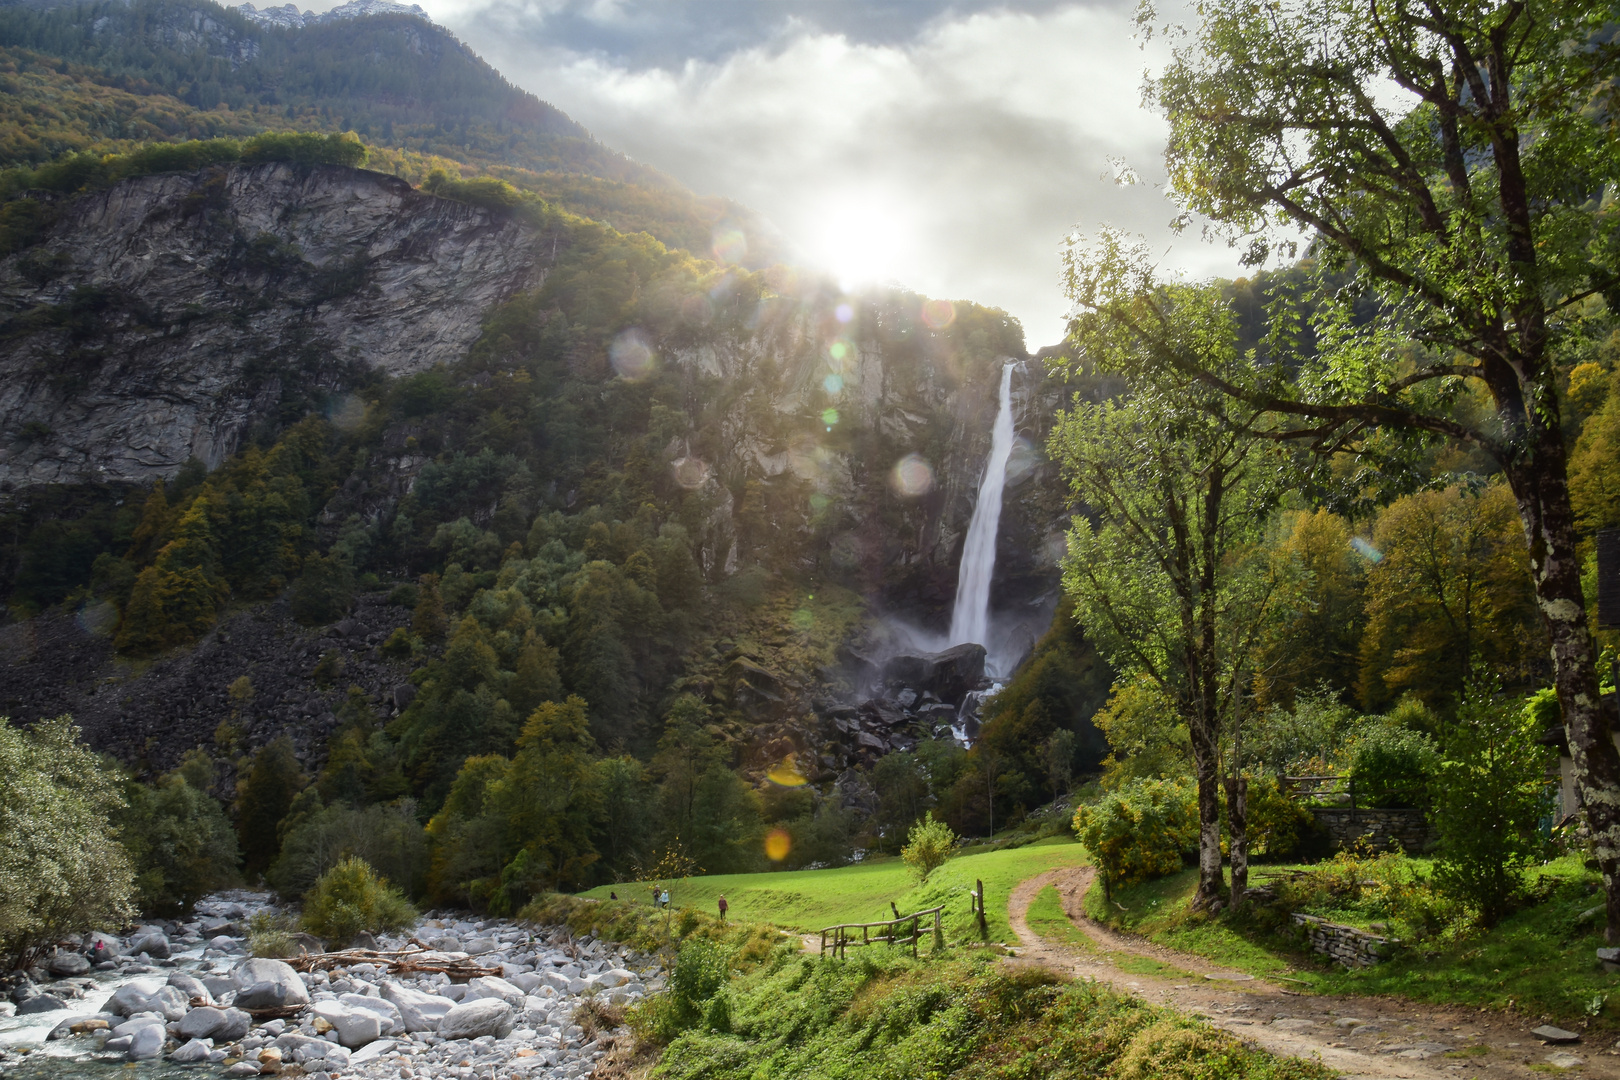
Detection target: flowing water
<box><xmin>948</xmin><ymin>361</ymin><xmax>1016</xmax><ymax>653</ymax></box>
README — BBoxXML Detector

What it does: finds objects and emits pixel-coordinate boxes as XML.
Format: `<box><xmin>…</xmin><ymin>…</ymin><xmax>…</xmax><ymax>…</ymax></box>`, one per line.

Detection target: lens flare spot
<box><xmin>921</xmin><ymin>299</ymin><xmax>956</xmax><ymax>329</ymax></box>
<box><xmin>891</xmin><ymin>454</ymin><xmax>935</xmax><ymax>497</ymax></box>
<box><xmin>829</xmin><ymin>341</ymin><xmax>849</xmax><ymax>362</ymax></box>
<box><xmin>835</xmin><ymin>303</ymin><xmax>854</xmax><ymax>323</ymax></box>
<box><xmin>671</xmin><ymin>456</ymin><xmax>709</xmax><ymax>489</ymax></box>
<box><xmin>821</xmin><ymin>407</ymin><xmax>839</xmax><ymax>426</ymax></box>
<box><xmin>609</xmin><ymin>329</ymin><xmax>656</xmax><ymax>381</ymax></box>
<box><xmin>1350</xmin><ymin>537</ymin><xmax>1383</xmax><ymax>563</ymax></box>
<box><xmin>764</xmin><ymin>828</ymin><xmax>793</xmax><ymax>861</ymax></box>
<box><xmin>822</xmin><ymin>373</ymin><xmax>844</xmax><ymax>395</ymax></box>
<box><xmin>808</xmin><ymin>492</ymin><xmax>830</xmax><ymax>513</ymax></box>
<box><xmin>327</xmin><ymin>393</ymin><xmax>366</xmax><ymax>431</ymax></box>
<box><xmin>711</xmin><ymin>225</ymin><xmax>747</xmax><ymax>264</ymax></box>
<box><xmin>767</xmin><ymin>755</ymin><xmax>807</xmax><ymax>787</ymax></box>
<box><xmin>791</xmin><ymin>607</ymin><xmax>815</xmax><ymax>631</ymax></box>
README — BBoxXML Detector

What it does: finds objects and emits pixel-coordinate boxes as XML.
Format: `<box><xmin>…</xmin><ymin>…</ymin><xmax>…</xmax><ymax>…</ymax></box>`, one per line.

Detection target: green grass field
<box><xmin>578</xmin><ymin>836</ymin><xmax>1088</xmax><ymax>944</ymax></box>
<box><xmin>1085</xmin><ymin>854</ymin><xmax>1620</xmax><ymax>1024</ymax></box>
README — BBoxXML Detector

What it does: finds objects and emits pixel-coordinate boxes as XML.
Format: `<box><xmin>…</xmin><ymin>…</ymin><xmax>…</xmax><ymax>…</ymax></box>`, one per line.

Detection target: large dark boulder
<box><xmin>881</xmin><ymin>644</ymin><xmax>986</xmax><ymax>706</ymax></box>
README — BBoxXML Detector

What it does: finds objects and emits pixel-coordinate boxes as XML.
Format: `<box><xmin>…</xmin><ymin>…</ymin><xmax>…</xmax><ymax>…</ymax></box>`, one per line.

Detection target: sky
<box><xmin>329</xmin><ymin>0</ymin><xmax>1250</xmax><ymax>350</ymax></box>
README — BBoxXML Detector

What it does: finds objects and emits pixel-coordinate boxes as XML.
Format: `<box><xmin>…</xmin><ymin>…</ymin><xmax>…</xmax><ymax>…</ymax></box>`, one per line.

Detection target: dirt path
<box><xmin>1007</xmin><ymin>867</ymin><xmax>1620</xmax><ymax>1079</ymax></box>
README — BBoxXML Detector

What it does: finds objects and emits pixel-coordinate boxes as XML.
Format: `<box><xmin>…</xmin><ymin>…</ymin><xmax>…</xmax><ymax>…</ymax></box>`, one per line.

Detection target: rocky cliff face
<box><xmin>0</xmin><ymin>161</ymin><xmax>1078</xmax><ymax>778</ymax></box>
<box><xmin>0</xmin><ymin>162</ymin><xmax>542</xmax><ymax>488</ymax></box>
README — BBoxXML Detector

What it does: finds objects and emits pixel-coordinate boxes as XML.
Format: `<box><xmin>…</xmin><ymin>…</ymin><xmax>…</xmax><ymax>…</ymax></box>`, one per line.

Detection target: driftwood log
<box><xmin>283</xmin><ymin>942</ymin><xmax>501</xmax><ymax>982</ymax></box>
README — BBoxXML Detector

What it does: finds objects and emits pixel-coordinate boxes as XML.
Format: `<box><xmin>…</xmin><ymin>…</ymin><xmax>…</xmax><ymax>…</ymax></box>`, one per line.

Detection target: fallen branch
<box><xmin>284</xmin><ymin>944</ymin><xmax>501</xmax><ymax>981</ymax></box>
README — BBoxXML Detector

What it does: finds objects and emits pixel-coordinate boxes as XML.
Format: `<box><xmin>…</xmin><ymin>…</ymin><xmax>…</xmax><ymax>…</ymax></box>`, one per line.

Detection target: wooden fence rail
<box><xmin>819</xmin><ymin>905</ymin><xmax>946</xmax><ymax>959</ymax></box>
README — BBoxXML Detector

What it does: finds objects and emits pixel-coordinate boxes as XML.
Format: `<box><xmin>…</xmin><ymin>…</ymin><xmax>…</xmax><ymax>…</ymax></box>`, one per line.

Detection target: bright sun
<box><xmin>802</xmin><ymin>190</ymin><xmax>909</xmax><ymax>290</ymax></box>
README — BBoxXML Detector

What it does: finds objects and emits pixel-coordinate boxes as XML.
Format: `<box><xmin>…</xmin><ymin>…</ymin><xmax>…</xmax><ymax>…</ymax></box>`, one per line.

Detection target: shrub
<box><xmin>0</xmin><ymin>716</ymin><xmax>136</xmax><ymax>968</ymax></box>
<box><xmin>901</xmin><ymin>812</ymin><xmax>957</xmax><ymax>881</ymax></box>
<box><xmin>1072</xmin><ymin>777</ymin><xmax>1198</xmax><ymax>894</ymax></box>
<box><xmin>1239</xmin><ymin>774</ymin><xmax>1317</xmax><ymax>860</ymax></box>
<box><xmin>635</xmin><ymin>936</ymin><xmax>733</xmax><ymax>1043</ymax></box>
<box><xmin>1347</xmin><ymin>721</ymin><xmax>1438</xmax><ymax>809</ymax></box>
<box><xmin>301</xmin><ymin>856</ymin><xmax>417</xmax><ymax>944</ymax></box>
<box><xmin>1430</xmin><ymin>676</ymin><xmax>1551</xmax><ymax>924</ymax></box>
<box><xmin>379</xmin><ymin>627</ymin><xmax>419</xmax><ymax>659</ymax></box>
<box><xmin>248</xmin><ymin>910</ymin><xmax>299</xmax><ymax>959</ymax></box>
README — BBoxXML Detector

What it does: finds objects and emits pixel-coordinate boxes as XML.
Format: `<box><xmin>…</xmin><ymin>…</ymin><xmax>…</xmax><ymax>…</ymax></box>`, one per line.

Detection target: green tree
<box><xmin>1123</xmin><ymin>0</ymin><xmax>1620</xmax><ymax>936</ymax></box>
<box><xmin>1430</xmin><ymin>672</ymin><xmax>1552</xmax><ymax>924</ymax></box>
<box><xmin>496</xmin><ymin>696</ymin><xmax>602</xmax><ymax>894</ymax></box>
<box><xmin>1051</xmin><ymin>356</ymin><xmax>1286</xmax><ymax>909</ymax></box>
<box><xmin>235</xmin><ymin>734</ymin><xmax>307</xmax><ymax>876</ymax></box>
<box><xmin>900</xmin><ymin>812</ymin><xmax>957</xmax><ymax>881</ymax></box>
<box><xmin>124</xmin><ymin>767</ymin><xmax>240</xmax><ymax>915</ymax></box>
<box><xmin>0</xmin><ymin>717</ymin><xmax>135</xmax><ymax>967</ymax></box>
<box><xmin>290</xmin><ymin>552</ymin><xmax>354</xmax><ymax>626</ymax></box>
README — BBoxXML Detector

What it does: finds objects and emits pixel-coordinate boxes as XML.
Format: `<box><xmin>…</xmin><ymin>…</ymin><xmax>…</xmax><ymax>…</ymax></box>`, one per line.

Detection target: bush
<box><xmin>301</xmin><ymin>856</ymin><xmax>417</xmax><ymax>944</ymax></box>
<box><xmin>634</xmin><ymin>936</ymin><xmax>733</xmax><ymax>1043</ymax></box>
<box><xmin>1072</xmin><ymin>778</ymin><xmax>1198</xmax><ymax>894</ymax></box>
<box><xmin>248</xmin><ymin>910</ymin><xmax>299</xmax><ymax>959</ymax></box>
<box><xmin>1238</xmin><ymin>774</ymin><xmax>1318</xmax><ymax>860</ymax></box>
<box><xmin>0</xmin><ymin>716</ymin><xmax>136</xmax><ymax>967</ymax></box>
<box><xmin>901</xmin><ymin>812</ymin><xmax>957</xmax><ymax>881</ymax></box>
<box><xmin>1347</xmin><ymin>720</ymin><xmax>1438</xmax><ymax>809</ymax></box>
<box><xmin>1430</xmin><ymin>676</ymin><xmax>1551</xmax><ymax>924</ymax></box>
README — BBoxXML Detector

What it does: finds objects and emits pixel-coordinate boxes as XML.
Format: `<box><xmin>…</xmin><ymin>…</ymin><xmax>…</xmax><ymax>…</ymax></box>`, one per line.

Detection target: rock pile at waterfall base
<box><xmin>0</xmin><ymin>893</ymin><xmax>663</xmax><ymax>1080</ymax></box>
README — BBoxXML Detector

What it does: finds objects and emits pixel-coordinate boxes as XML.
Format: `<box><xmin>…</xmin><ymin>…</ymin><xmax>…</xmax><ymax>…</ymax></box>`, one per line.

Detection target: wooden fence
<box><xmin>819</xmin><ymin>904</ymin><xmax>946</xmax><ymax>959</ymax></box>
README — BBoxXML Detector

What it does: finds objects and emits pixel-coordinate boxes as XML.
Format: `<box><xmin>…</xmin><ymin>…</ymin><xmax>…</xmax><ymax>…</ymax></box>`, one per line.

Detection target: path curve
<box><xmin>1006</xmin><ymin>867</ymin><xmax>1620</xmax><ymax>1080</ymax></box>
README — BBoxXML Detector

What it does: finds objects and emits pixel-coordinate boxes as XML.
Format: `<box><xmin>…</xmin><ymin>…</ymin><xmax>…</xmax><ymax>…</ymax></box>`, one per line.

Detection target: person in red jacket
<box><xmin>717</xmin><ymin>894</ymin><xmax>729</xmax><ymax>922</ymax></box>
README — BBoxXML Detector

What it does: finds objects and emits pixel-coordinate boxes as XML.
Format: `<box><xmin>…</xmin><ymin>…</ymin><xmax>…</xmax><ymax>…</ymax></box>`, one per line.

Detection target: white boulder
<box><xmin>380</xmin><ymin>982</ymin><xmax>455</xmax><ymax>1032</ymax></box>
<box><xmin>464</xmin><ymin>975</ymin><xmax>524</xmax><ymax>1007</ymax></box>
<box><xmin>437</xmin><ymin>997</ymin><xmax>514</xmax><ymax>1041</ymax></box>
<box><xmin>232</xmin><ymin>958</ymin><xmax>310</xmax><ymax>1010</ymax></box>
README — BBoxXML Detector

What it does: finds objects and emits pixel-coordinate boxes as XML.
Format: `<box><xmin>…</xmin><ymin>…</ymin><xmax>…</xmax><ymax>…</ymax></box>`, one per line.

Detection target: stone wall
<box><xmin>1310</xmin><ymin>807</ymin><xmax>1431</xmax><ymax>854</ymax></box>
<box><xmin>1291</xmin><ymin>913</ymin><xmax>1400</xmax><ymax>967</ymax></box>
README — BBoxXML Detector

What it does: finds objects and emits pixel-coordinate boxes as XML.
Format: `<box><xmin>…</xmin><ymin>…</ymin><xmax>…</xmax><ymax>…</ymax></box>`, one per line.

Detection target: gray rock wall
<box><xmin>1291</xmin><ymin>913</ymin><xmax>1399</xmax><ymax>967</ymax></box>
<box><xmin>1310</xmin><ymin>807</ymin><xmax>1432</xmax><ymax>854</ymax></box>
<box><xmin>0</xmin><ymin>163</ymin><xmax>542</xmax><ymax>488</ymax></box>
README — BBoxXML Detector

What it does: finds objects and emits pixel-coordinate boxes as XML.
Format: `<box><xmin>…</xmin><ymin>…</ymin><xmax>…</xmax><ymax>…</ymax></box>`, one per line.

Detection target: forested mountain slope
<box><xmin>0</xmin><ymin>0</ymin><xmax>789</xmax><ymax>265</ymax></box>
<box><xmin>0</xmin><ymin>145</ymin><xmax>1088</xmax><ymax>887</ymax></box>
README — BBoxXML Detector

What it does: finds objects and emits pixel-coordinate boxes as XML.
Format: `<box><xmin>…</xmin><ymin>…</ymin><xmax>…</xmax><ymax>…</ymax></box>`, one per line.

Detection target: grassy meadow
<box><xmin>577</xmin><ymin>836</ymin><xmax>1087</xmax><ymax>944</ymax></box>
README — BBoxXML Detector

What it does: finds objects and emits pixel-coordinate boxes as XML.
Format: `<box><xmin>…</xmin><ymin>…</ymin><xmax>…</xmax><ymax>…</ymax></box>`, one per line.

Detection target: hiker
<box><xmin>651</xmin><ymin>884</ymin><xmax>660</xmax><ymax>907</ymax></box>
<box><xmin>661</xmin><ymin>888</ymin><xmax>671</xmax><ymax>908</ymax></box>
<box><xmin>610</xmin><ymin>891</ymin><xmax>617</xmax><ymax>900</ymax></box>
<box><xmin>717</xmin><ymin>894</ymin><xmax>729</xmax><ymax>922</ymax></box>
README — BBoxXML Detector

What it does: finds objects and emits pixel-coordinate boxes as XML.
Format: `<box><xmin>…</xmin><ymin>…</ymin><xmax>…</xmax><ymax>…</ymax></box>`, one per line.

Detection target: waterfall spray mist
<box><xmin>949</xmin><ymin>362</ymin><xmax>1015</xmax><ymax>649</ymax></box>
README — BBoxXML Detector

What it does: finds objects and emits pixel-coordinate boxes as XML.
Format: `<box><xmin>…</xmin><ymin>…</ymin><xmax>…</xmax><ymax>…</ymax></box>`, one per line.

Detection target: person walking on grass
<box><xmin>717</xmin><ymin>894</ymin><xmax>728</xmax><ymax>922</ymax></box>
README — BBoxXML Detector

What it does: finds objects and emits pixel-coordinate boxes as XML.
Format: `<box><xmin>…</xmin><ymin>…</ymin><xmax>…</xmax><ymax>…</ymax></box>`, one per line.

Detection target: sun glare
<box><xmin>804</xmin><ymin>191</ymin><xmax>909</xmax><ymax>290</ymax></box>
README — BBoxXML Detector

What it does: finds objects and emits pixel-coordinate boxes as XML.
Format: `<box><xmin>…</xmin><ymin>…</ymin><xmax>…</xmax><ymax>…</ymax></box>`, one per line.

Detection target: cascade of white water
<box><xmin>949</xmin><ymin>361</ymin><xmax>1016</xmax><ymax>649</ymax></box>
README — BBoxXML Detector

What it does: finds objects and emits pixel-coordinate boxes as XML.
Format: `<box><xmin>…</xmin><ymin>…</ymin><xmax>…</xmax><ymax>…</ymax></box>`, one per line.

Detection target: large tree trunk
<box><xmin>1507</xmin><ymin>434</ymin><xmax>1620</xmax><ymax>943</ymax></box>
<box><xmin>1189</xmin><ymin>721</ymin><xmax>1225</xmax><ymax>910</ymax></box>
<box><xmin>1226</xmin><ymin>773</ymin><xmax>1248</xmax><ymax>907</ymax></box>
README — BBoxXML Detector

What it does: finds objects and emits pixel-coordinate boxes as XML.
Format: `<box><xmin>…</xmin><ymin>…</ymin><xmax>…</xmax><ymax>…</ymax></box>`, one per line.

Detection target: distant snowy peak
<box><xmin>233</xmin><ymin>0</ymin><xmax>429</xmax><ymax>30</ymax></box>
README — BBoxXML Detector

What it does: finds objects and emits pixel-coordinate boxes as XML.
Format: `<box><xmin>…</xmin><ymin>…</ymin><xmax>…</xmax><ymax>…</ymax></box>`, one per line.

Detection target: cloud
<box><xmin>423</xmin><ymin>0</ymin><xmax>1250</xmax><ymax>349</ymax></box>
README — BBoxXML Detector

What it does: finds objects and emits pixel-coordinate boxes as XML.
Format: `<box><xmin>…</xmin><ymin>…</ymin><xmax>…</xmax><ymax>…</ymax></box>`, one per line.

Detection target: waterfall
<box><xmin>949</xmin><ymin>361</ymin><xmax>1016</xmax><ymax>649</ymax></box>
